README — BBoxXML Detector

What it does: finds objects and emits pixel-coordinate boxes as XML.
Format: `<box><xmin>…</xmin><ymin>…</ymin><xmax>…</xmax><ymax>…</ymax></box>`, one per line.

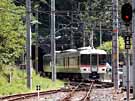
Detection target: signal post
<box><xmin>121</xmin><ymin>2</ymin><xmax>132</xmax><ymax>101</ymax></box>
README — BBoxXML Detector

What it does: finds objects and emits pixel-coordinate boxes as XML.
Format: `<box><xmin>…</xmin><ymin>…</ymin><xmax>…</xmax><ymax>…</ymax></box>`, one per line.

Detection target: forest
<box><xmin>0</xmin><ymin>0</ymin><xmax>125</xmax><ymax>66</ymax></box>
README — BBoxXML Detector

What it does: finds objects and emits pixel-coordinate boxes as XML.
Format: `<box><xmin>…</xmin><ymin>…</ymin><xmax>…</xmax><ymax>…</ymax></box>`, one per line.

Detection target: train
<box><xmin>43</xmin><ymin>46</ymin><xmax>111</xmax><ymax>80</ymax></box>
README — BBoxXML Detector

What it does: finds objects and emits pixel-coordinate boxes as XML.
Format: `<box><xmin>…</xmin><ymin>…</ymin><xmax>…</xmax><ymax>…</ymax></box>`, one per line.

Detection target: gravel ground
<box><xmin>19</xmin><ymin>87</ymin><xmax>135</xmax><ymax>101</ymax></box>
<box><xmin>91</xmin><ymin>87</ymin><xmax>122</xmax><ymax>101</ymax></box>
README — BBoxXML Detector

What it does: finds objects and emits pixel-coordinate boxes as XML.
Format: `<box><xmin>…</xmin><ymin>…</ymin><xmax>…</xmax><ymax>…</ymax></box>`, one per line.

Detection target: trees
<box><xmin>97</xmin><ymin>36</ymin><xmax>125</xmax><ymax>53</ymax></box>
<box><xmin>0</xmin><ymin>0</ymin><xmax>25</xmax><ymax>64</ymax></box>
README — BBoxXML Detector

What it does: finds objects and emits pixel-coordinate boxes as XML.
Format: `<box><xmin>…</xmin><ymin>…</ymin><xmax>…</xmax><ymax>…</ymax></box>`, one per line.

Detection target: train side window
<box><xmin>69</xmin><ymin>57</ymin><xmax>78</xmax><ymax>68</ymax></box>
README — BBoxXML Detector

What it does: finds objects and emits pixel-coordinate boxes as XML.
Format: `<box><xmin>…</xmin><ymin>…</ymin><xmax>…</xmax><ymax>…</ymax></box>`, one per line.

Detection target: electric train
<box><xmin>43</xmin><ymin>46</ymin><xmax>109</xmax><ymax>80</ymax></box>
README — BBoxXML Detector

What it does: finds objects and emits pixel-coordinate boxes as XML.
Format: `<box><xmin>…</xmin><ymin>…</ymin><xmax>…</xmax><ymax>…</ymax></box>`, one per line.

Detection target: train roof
<box><xmin>62</xmin><ymin>49</ymin><xmax>77</xmax><ymax>53</ymax></box>
<box><xmin>43</xmin><ymin>48</ymin><xmax>107</xmax><ymax>57</ymax></box>
<box><xmin>78</xmin><ymin>46</ymin><xmax>92</xmax><ymax>50</ymax></box>
<box><xmin>80</xmin><ymin>48</ymin><xmax>107</xmax><ymax>54</ymax></box>
<box><xmin>43</xmin><ymin>51</ymin><xmax>61</xmax><ymax>57</ymax></box>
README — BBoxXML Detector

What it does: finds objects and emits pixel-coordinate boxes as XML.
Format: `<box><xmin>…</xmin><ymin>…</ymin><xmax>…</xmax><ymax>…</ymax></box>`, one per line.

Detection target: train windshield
<box><xmin>91</xmin><ymin>54</ymin><xmax>97</xmax><ymax>65</ymax></box>
<box><xmin>99</xmin><ymin>54</ymin><xmax>106</xmax><ymax>65</ymax></box>
<box><xmin>81</xmin><ymin>54</ymin><xmax>90</xmax><ymax>65</ymax></box>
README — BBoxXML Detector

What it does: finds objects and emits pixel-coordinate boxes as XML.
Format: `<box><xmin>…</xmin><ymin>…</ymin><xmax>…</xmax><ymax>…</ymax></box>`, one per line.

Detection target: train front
<box><xmin>80</xmin><ymin>48</ymin><xmax>107</xmax><ymax>80</ymax></box>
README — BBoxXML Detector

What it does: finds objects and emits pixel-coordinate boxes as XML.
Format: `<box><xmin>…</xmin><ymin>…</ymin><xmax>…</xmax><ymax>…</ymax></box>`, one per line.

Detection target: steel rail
<box><xmin>80</xmin><ymin>81</ymin><xmax>94</xmax><ymax>101</ymax></box>
<box><xmin>60</xmin><ymin>82</ymin><xmax>83</xmax><ymax>101</ymax></box>
<box><xmin>0</xmin><ymin>89</ymin><xmax>68</xmax><ymax>101</ymax></box>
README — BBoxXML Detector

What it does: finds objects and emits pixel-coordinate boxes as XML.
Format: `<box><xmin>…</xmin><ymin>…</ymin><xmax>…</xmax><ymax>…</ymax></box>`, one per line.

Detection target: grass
<box><xmin>0</xmin><ymin>65</ymin><xmax>65</xmax><ymax>96</ymax></box>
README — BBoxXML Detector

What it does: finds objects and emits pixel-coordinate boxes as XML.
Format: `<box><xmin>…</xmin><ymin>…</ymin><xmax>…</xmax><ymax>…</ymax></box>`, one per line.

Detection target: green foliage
<box><xmin>32</xmin><ymin>72</ymin><xmax>64</xmax><ymax>91</ymax></box>
<box><xmin>0</xmin><ymin>66</ymin><xmax>64</xmax><ymax>96</ymax></box>
<box><xmin>0</xmin><ymin>0</ymin><xmax>25</xmax><ymax>64</ymax></box>
<box><xmin>119</xmin><ymin>36</ymin><xmax>125</xmax><ymax>52</ymax></box>
<box><xmin>97</xmin><ymin>36</ymin><xmax>125</xmax><ymax>53</ymax></box>
<box><xmin>97</xmin><ymin>41</ymin><xmax>112</xmax><ymax>53</ymax></box>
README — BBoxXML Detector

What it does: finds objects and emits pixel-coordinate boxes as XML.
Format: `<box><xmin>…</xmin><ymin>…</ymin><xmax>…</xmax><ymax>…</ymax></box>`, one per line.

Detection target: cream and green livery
<box><xmin>44</xmin><ymin>46</ymin><xmax>108</xmax><ymax>80</ymax></box>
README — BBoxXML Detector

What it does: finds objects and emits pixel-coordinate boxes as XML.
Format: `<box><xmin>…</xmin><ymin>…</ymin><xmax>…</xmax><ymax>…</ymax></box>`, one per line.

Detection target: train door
<box><xmin>91</xmin><ymin>54</ymin><xmax>98</xmax><ymax>72</ymax></box>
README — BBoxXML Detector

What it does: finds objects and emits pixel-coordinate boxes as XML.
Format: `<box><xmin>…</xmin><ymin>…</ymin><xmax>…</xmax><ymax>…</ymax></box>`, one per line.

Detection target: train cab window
<box><xmin>91</xmin><ymin>54</ymin><xmax>97</xmax><ymax>65</ymax></box>
<box><xmin>81</xmin><ymin>54</ymin><xmax>90</xmax><ymax>65</ymax></box>
<box><xmin>99</xmin><ymin>55</ymin><xmax>106</xmax><ymax>65</ymax></box>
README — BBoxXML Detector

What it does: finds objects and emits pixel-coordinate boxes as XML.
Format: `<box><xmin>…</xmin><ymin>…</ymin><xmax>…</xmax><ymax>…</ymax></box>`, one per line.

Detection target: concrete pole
<box><xmin>132</xmin><ymin>0</ymin><xmax>135</xmax><ymax>98</ymax></box>
<box><xmin>26</xmin><ymin>0</ymin><xmax>32</xmax><ymax>89</ymax></box>
<box><xmin>51</xmin><ymin>0</ymin><xmax>56</xmax><ymax>81</ymax></box>
<box><xmin>112</xmin><ymin>0</ymin><xmax>119</xmax><ymax>91</ymax></box>
<box><xmin>35</xmin><ymin>8</ymin><xmax>39</xmax><ymax>74</ymax></box>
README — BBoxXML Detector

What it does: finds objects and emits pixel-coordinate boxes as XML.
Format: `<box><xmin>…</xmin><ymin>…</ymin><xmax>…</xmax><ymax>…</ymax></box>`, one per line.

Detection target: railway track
<box><xmin>0</xmin><ymin>81</ymin><xmax>114</xmax><ymax>101</ymax></box>
<box><xmin>61</xmin><ymin>81</ymin><xmax>94</xmax><ymax>101</ymax></box>
<box><xmin>80</xmin><ymin>81</ymin><xmax>94</xmax><ymax>101</ymax></box>
<box><xmin>61</xmin><ymin>82</ymin><xmax>83</xmax><ymax>101</ymax></box>
<box><xmin>0</xmin><ymin>89</ymin><xmax>67</xmax><ymax>101</ymax></box>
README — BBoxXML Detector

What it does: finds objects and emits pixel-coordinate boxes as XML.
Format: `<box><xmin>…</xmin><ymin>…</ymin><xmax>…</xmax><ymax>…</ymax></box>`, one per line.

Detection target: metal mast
<box><xmin>51</xmin><ymin>0</ymin><xmax>56</xmax><ymax>81</ymax></box>
<box><xmin>112</xmin><ymin>0</ymin><xmax>119</xmax><ymax>90</ymax></box>
<box><xmin>26</xmin><ymin>0</ymin><xmax>32</xmax><ymax>89</ymax></box>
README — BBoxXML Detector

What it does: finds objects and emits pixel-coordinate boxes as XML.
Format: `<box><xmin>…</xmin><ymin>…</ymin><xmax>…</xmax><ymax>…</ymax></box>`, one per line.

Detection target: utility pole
<box><xmin>26</xmin><ymin>0</ymin><xmax>32</xmax><ymax>89</ymax></box>
<box><xmin>112</xmin><ymin>0</ymin><xmax>119</xmax><ymax>91</ymax></box>
<box><xmin>132</xmin><ymin>0</ymin><xmax>135</xmax><ymax>98</ymax></box>
<box><xmin>35</xmin><ymin>7</ymin><xmax>39</xmax><ymax>74</ymax></box>
<box><xmin>100</xmin><ymin>21</ymin><xmax>102</xmax><ymax>46</ymax></box>
<box><xmin>51</xmin><ymin>0</ymin><xmax>56</xmax><ymax>81</ymax></box>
